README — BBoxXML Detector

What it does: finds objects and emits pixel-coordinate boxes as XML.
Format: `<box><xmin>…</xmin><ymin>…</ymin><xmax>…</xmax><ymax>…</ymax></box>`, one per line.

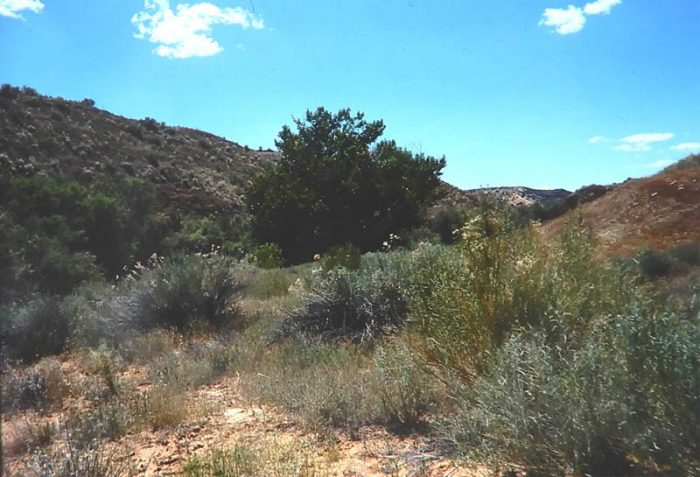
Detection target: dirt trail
<box><xmin>3</xmin><ymin>362</ymin><xmax>487</xmax><ymax>477</ymax></box>
<box><xmin>113</xmin><ymin>376</ymin><xmax>484</xmax><ymax>476</ymax></box>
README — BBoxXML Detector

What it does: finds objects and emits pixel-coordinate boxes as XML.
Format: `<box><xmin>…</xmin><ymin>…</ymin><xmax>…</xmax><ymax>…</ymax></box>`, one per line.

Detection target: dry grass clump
<box><xmin>139</xmin><ymin>384</ymin><xmax>189</xmax><ymax>429</ymax></box>
<box><xmin>182</xmin><ymin>437</ymin><xmax>330</xmax><ymax>477</ymax></box>
<box><xmin>63</xmin><ymin>401</ymin><xmax>133</xmax><ymax>450</ymax></box>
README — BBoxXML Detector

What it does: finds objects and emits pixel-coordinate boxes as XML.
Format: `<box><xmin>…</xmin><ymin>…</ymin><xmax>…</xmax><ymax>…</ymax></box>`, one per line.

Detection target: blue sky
<box><xmin>1</xmin><ymin>0</ymin><xmax>699</xmax><ymax>191</ymax></box>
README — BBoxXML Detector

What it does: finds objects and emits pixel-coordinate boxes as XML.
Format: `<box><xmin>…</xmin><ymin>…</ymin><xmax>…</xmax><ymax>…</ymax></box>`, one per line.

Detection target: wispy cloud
<box><xmin>540</xmin><ymin>0</ymin><xmax>621</xmax><ymax>35</ymax></box>
<box><xmin>0</xmin><ymin>0</ymin><xmax>44</xmax><ymax>19</ymax></box>
<box><xmin>583</xmin><ymin>0</ymin><xmax>622</xmax><ymax>15</ymax></box>
<box><xmin>132</xmin><ymin>0</ymin><xmax>263</xmax><ymax>59</ymax></box>
<box><xmin>671</xmin><ymin>142</ymin><xmax>700</xmax><ymax>152</ymax></box>
<box><xmin>614</xmin><ymin>132</ymin><xmax>674</xmax><ymax>153</ymax></box>
<box><xmin>588</xmin><ymin>135</ymin><xmax>607</xmax><ymax>144</ymax></box>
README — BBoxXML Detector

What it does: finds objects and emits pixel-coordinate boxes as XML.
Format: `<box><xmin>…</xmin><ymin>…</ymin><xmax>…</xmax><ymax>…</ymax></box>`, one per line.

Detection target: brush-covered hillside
<box><xmin>544</xmin><ymin>154</ymin><xmax>700</xmax><ymax>256</ymax></box>
<box><xmin>0</xmin><ymin>85</ymin><xmax>277</xmax><ymax>214</ymax></box>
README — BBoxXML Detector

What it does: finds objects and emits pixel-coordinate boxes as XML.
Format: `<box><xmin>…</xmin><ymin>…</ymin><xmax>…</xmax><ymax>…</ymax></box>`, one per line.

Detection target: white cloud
<box><xmin>540</xmin><ymin>0</ymin><xmax>621</xmax><ymax>35</ymax></box>
<box><xmin>645</xmin><ymin>159</ymin><xmax>675</xmax><ymax>169</ymax></box>
<box><xmin>614</xmin><ymin>132</ymin><xmax>674</xmax><ymax>152</ymax></box>
<box><xmin>0</xmin><ymin>0</ymin><xmax>44</xmax><ymax>19</ymax></box>
<box><xmin>132</xmin><ymin>0</ymin><xmax>263</xmax><ymax>59</ymax></box>
<box><xmin>583</xmin><ymin>0</ymin><xmax>622</xmax><ymax>15</ymax></box>
<box><xmin>539</xmin><ymin>6</ymin><xmax>586</xmax><ymax>35</ymax></box>
<box><xmin>671</xmin><ymin>142</ymin><xmax>700</xmax><ymax>152</ymax></box>
<box><xmin>588</xmin><ymin>135</ymin><xmax>607</xmax><ymax>144</ymax></box>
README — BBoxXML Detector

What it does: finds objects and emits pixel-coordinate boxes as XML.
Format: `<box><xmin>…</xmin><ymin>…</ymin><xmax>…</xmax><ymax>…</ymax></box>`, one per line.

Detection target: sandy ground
<box><xmin>2</xmin><ymin>359</ymin><xmax>491</xmax><ymax>477</ymax></box>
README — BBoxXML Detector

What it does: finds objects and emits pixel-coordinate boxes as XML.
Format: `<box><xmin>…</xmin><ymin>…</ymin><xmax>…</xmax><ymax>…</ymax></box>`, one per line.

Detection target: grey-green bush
<box><xmin>1</xmin><ymin>295</ymin><xmax>71</xmax><ymax>364</ymax></box>
<box><xmin>274</xmin><ymin>266</ymin><xmax>407</xmax><ymax>343</ymax></box>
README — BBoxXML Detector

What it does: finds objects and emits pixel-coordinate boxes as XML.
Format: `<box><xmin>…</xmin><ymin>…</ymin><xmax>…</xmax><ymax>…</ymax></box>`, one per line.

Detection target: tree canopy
<box><xmin>245</xmin><ymin>107</ymin><xmax>446</xmax><ymax>263</ymax></box>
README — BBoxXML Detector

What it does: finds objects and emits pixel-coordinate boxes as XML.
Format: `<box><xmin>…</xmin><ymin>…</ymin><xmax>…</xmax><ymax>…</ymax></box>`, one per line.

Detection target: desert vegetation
<box><xmin>2</xmin><ymin>98</ymin><xmax>699</xmax><ymax>476</ymax></box>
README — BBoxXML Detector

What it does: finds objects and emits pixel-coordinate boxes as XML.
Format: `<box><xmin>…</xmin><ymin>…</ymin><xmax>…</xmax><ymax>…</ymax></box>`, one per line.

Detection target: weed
<box><xmin>182</xmin><ymin>437</ymin><xmax>329</xmax><ymax>476</ymax></box>
<box><xmin>140</xmin><ymin>384</ymin><xmax>189</xmax><ymax>429</ymax></box>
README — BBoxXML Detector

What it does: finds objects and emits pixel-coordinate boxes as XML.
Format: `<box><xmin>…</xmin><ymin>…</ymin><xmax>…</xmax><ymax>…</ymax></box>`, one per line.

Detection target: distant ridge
<box><xmin>439</xmin><ymin>182</ymin><xmax>571</xmax><ymax>208</ymax></box>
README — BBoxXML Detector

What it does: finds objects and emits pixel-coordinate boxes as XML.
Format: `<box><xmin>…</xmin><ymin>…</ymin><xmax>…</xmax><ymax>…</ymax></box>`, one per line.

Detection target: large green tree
<box><xmin>245</xmin><ymin>107</ymin><xmax>446</xmax><ymax>263</ymax></box>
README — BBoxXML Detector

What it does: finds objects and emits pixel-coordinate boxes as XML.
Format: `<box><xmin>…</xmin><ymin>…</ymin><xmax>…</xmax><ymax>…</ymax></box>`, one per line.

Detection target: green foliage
<box><xmin>245</xmin><ymin>268</ymin><xmax>295</xmax><ymax>299</ymax></box>
<box><xmin>0</xmin><ymin>174</ymin><xmax>254</xmax><ymax>299</ymax></box>
<box><xmin>182</xmin><ymin>439</ymin><xmax>326</xmax><ymax>477</ymax></box>
<box><xmin>448</xmin><ymin>299</ymin><xmax>700</xmax><ymax>476</ymax></box>
<box><xmin>246</xmin><ymin>107</ymin><xmax>446</xmax><ymax>263</ymax></box>
<box><xmin>320</xmin><ymin>243</ymin><xmax>362</xmax><ymax>272</ymax></box>
<box><xmin>403</xmin><ymin>207</ymin><xmax>638</xmax><ymax>383</ymax></box>
<box><xmin>427</xmin><ymin>204</ymin><xmax>465</xmax><ymax>244</ymax></box>
<box><xmin>1</xmin><ymin>295</ymin><xmax>72</xmax><ymax>364</ymax></box>
<box><xmin>669</xmin><ymin>241</ymin><xmax>700</xmax><ymax>266</ymax></box>
<box><xmin>251</xmin><ymin>242</ymin><xmax>284</xmax><ymax>269</ymax></box>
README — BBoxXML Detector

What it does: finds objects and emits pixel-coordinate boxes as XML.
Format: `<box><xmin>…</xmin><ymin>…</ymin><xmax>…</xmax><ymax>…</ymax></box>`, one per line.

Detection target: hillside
<box><xmin>544</xmin><ymin>155</ymin><xmax>700</xmax><ymax>256</ymax></box>
<box><xmin>0</xmin><ymin>85</ymin><xmax>277</xmax><ymax>214</ymax></box>
<box><xmin>439</xmin><ymin>182</ymin><xmax>572</xmax><ymax>208</ymax></box>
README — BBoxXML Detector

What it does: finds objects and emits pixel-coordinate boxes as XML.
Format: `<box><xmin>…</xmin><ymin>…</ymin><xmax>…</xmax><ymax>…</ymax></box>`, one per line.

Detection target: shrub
<box><xmin>428</xmin><ymin>204</ymin><xmax>465</xmax><ymax>244</ymax></box>
<box><xmin>403</xmin><ymin>210</ymin><xmax>639</xmax><ymax>383</ymax></box>
<box><xmin>251</xmin><ymin>242</ymin><xmax>284</xmax><ymax>269</ymax></box>
<box><xmin>31</xmin><ymin>246</ymin><xmax>102</xmax><ymax>295</ymax></box>
<box><xmin>65</xmin><ymin>254</ymin><xmax>249</xmax><ymax>348</ymax></box>
<box><xmin>27</xmin><ymin>446</ymin><xmax>134</xmax><ymax>477</ymax></box>
<box><xmin>669</xmin><ymin>241</ymin><xmax>700</xmax><ymax>267</ymax></box>
<box><xmin>373</xmin><ymin>339</ymin><xmax>438</xmax><ymax>430</ymax></box>
<box><xmin>64</xmin><ymin>402</ymin><xmax>132</xmax><ymax>450</ymax></box>
<box><xmin>1</xmin><ymin>358</ymin><xmax>67</xmax><ymax>413</ymax></box>
<box><xmin>1</xmin><ymin>296</ymin><xmax>72</xmax><ymax>363</ymax></box>
<box><xmin>0</xmin><ymin>83</ymin><xmax>19</xmax><ymax>99</ymax></box>
<box><xmin>637</xmin><ymin>248</ymin><xmax>673</xmax><ymax>277</ymax></box>
<box><xmin>275</xmin><ymin>266</ymin><xmax>407</xmax><ymax>343</ymax></box>
<box><xmin>135</xmin><ymin>254</ymin><xmax>249</xmax><ymax>332</ymax></box>
<box><xmin>444</xmin><ymin>287</ymin><xmax>700</xmax><ymax>476</ymax></box>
